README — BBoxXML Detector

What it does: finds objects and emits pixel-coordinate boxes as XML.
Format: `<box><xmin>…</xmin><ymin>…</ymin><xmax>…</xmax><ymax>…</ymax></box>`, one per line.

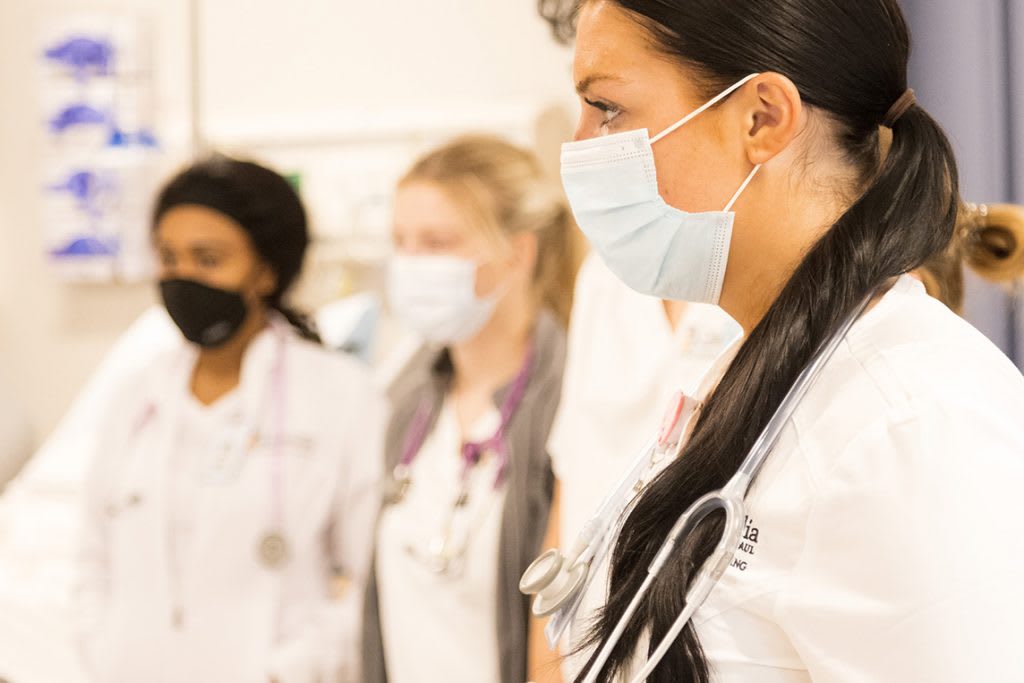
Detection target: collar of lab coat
<box><xmin>153</xmin><ymin>313</ymin><xmax>292</xmax><ymax>419</ymax></box>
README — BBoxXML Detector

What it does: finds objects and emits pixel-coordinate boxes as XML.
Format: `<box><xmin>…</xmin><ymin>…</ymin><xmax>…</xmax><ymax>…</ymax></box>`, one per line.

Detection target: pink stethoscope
<box><xmin>384</xmin><ymin>344</ymin><xmax>535</xmax><ymax>576</ymax></box>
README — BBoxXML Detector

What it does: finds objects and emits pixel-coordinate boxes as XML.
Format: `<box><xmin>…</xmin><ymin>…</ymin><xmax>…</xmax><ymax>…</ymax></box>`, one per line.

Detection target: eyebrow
<box><xmin>188</xmin><ymin>242</ymin><xmax>233</xmax><ymax>252</ymax></box>
<box><xmin>154</xmin><ymin>240</ymin><xmax>232</xmax><ymax>253</ymax></box>
<box><xmin>575</xmin><ymin>73</ymin><xmax>625</xmax><ymax>94</ymax></box>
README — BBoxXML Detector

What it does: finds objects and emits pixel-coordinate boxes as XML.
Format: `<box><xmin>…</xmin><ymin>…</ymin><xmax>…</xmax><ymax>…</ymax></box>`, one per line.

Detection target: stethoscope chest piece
<box><xmin>520</xmin><ymin>548</ymin><xmax>589</xmax><ymax>617</ymax></box>
<box><xmin>384</xmin><ymin>464</ymin><xmax>412</xmax><ymax>506</ymax></box>
<box><xmin>258</xmin><ymin>531</ymin><xmax>290</xmax><ymax>569</ymax></box>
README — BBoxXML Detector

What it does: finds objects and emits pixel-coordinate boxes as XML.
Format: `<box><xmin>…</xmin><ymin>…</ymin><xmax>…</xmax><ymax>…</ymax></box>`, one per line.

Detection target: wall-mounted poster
<box><xmin>39</xmin><ymin>13</ymin><xmax>160</xmax><ymax>282</ymax></box>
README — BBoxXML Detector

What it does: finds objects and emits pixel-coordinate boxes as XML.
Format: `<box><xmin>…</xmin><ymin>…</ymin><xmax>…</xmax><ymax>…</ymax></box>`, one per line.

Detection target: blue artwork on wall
<box><xmin>43</xmin><ymin>36</ymin><xmax>114</xmax><ymax>82</ymax></box>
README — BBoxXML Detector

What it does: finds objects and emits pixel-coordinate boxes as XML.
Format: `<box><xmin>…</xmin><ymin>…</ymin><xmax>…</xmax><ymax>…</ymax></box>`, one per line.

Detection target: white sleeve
<box><xmin>548</xmin><ymin>253</ymin><xmax>600</xmax><ymax>482</ymax></box>
<box><xmin>777</xmin><ymin>407</ymin><xmax>1024</xmax><ymax>681</ymax></box>
<box><xmin>267</xmin><ymin>375</ymin><xmax>387</xmax><ymax>683</ymax></box>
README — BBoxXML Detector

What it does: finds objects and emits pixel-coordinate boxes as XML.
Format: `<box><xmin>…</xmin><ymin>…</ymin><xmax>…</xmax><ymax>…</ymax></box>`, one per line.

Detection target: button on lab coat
<box><xmin>75</xmin><ymin>323</ymin><xmax>385</xmax><ymax>683</ymax></box>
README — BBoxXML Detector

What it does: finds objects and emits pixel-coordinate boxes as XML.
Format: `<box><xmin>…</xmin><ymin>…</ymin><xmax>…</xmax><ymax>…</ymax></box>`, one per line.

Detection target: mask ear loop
<box><xmin>650</xmin><ymin>73</ymin><xmax>761</xmax><ymax>145</ymax></box>
<box><xmin>724</xmin><ymin>164</ymin><xmax>761</xmax><ymax>212</ymax></box>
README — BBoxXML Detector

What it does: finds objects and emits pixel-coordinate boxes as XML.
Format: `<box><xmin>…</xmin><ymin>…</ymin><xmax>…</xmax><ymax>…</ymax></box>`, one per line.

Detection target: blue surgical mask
<box><xmin>560</xmin><ymin>74</ymin><xmax>761</xmax><ymax>304</ymax></box>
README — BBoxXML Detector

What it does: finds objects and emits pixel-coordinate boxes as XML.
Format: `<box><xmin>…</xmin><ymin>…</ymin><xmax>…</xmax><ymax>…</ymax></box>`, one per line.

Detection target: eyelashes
<box><xmin>584</xmin><ymin>97</ymin><xmax>622</xmax><ymax>124</ymax></box>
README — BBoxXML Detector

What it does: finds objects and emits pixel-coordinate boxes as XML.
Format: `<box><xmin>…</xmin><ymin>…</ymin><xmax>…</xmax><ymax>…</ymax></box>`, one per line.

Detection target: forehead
<box><xmin>393</xmin><ymin>180</ymin><xmax>472</xmax><ymax>232</ymax></box>
<box><xmin>155</xmin><ymin>204</ymin><xmax>251</xmax><ymax>248</ymax></box>
<box><xmin>573</xmin><ymin>1</ymin><xmax>661</xmax><ymax>86</ymax></box>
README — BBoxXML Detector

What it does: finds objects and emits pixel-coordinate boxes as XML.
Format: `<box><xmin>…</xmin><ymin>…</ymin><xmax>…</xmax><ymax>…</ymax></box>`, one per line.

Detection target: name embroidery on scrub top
<box><xmin>731</xmin><ymin>516</ymin><xmax>761</xmax><ymax>572</ymax></box>
<box><xmin>644</xmin><ymin>392</ymin><xmax>763</xmax><ymax>574</ymax></box>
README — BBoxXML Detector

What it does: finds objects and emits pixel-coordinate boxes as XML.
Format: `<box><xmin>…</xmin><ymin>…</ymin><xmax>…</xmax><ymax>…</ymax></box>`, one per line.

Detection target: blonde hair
<box><xmin>400</xmin><ymin>134</ymin><xmax>584</xmax><ymax>327</ymax></box>
<box><xmin>920</xmin><ymin>202</ymin><xmax>1024</xmax><ymax>313</ymax></box>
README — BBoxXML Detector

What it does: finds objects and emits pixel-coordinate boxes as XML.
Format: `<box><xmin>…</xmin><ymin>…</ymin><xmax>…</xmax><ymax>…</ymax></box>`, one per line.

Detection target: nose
<box><xmin>572</xmin><ymin>108</ymin><xmax>604</xmax><ymax>142</ymax></box>
<box><xmin>573</xmin><ymin>116</ymin><xmax>588</xmax><ymax>142</ymax></box>
<box><xmin>160</xmin><ymin>261</ymin><xmax>200</xmax><ymax>282</ymax></box>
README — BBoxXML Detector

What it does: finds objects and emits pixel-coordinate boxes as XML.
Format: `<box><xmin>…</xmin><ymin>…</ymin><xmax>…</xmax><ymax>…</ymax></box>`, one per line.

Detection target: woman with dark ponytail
<box><xmin>75</xmin><ymin>155</ymin><xmax>385</xmax><ymax>682</ymax></box>
<box><xmin>531</xmin><ymin>1</ymin><xmax>1024</xmax><ymax>681</ymax></box>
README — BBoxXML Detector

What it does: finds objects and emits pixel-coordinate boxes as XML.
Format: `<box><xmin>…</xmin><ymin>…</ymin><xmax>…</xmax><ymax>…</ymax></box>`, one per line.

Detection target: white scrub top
<box><xmin>75</xmin><ymin>321</ymin><xmax>386</xmax><ymax>683</ymax></box>
<box><xmin>375</xmin><ymin>398</ymin><xmax>506</xmax><ymax>683</ymax></box>
<box><xmin>605</xmin><ymin>276</ymin><xmax>1024</xmax><ymax>681</ymax></box>
<box><xmin>550</xmin><ymin>254</ymin><xmax>740</xmax><ymax>549</ymax></box>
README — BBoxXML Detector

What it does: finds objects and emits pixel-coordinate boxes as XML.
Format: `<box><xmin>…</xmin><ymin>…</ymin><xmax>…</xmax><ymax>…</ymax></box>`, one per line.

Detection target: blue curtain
<box><xmin>902</xmin><ymin>0</ymin><xmax>1024</xmax><ymax>368</ymax></box>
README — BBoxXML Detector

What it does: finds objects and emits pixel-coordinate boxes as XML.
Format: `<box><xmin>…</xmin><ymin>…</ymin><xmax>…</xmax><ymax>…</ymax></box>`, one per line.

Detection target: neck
<box><xmin>721</xmin><ymin>269</ymin><xmax>792</xmax><ymax>336</ymax></box>
<box><xmin>191</xmin><ymin>307</ymin><xmax>269</xmax><ymax>405</ymax></box>
<box><xmin>719</xmin><ymin>187</ymin><xmax>846</xmax><ymax>335</ymax></box>
<box><xmin>450</xmin><ymin>287</ymin><xmax>535</xmax><ymax>399</ymax></box>
<box><xmin>661</xmin><ymin>300</ymin><xmax>690</xmax><ymax>331</ymax></box>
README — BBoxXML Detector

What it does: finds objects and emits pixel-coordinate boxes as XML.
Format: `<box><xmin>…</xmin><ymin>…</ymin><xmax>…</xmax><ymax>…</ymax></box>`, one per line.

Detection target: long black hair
<box><xmin>568</xmin><ymin>1</ymin><xmax>960</xmax><ymax>681</ymax></box>
<box><xmin>153</xmin><ymin>154</ymin><xmax>320</xmax><ymax>342</ymax></box>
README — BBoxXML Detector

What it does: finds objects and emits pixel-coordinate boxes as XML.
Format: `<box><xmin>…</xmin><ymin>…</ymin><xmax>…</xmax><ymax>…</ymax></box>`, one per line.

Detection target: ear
<box><xmin>507</xmin><ymin>231</ymin><xmax>540</xmax><ymax>280</ymax></box>
<box><xmin>254</xmin><ymin>262</ymin><xmax>278</xmax><ymax>299</ymax></box>
<box><xmin>737</xmin><ymin>72</ymin><xmax>803</xmax><ymax>166</ymax></box>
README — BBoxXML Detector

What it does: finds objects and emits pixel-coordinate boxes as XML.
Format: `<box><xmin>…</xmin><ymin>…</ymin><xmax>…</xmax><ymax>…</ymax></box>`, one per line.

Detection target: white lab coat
<box><xmin>75</xmin><ymin>321</ymin><xmax>385</xmax><ymax>683</ymax></box>
<box><xmin>606</xmin><ymin>276</ymin><xmax>1024</xmax><ymax>681</ymax></box>
<box><xmin>0</xmin><ymin>367</ymin><xmax>31</xmax><ymax>491</ymax></box>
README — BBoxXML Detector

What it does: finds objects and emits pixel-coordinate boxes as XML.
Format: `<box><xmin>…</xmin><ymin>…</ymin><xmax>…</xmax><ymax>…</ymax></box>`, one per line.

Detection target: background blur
<box><xmin>1</xmin><ymin>0</ymin><xmax>1022</xmax><ymax>454</ymax></box>
<box><xmin>0</xmin><ymin>0</ymin><xmax>575</xmax><ymax>452</ymax></box>
<box><xmin>905</xmin><ymin>0</ymin><xmax>1024</xmax><ymax>372</ymax></box>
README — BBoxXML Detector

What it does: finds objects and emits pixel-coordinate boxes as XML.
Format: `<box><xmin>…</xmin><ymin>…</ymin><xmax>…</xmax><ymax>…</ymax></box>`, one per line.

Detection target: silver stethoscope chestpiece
<box><xmin>520</xmin><ymin>549</ymin><xmax>589</xmax><ymax>617</ymax></box>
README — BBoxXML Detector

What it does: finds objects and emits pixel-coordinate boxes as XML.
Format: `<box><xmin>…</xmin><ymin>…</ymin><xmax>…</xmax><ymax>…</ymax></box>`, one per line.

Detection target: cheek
<box><xmin>199</xmin><ymin>258</ymin><xmax>259</xmax><ymax>293</ymax></box>
<box><xmin>653</xmin><ymin>123</ymin><xmax>736</xmax><ymax>213</ymax></box>
<box><xmin>156</xmin><ymin>261</ymin><xmax>176</xmax><ymax>280</ymax></box>
<box><xmin>474</xmin><ymin>259</ymin><xmax>514</xmax><ymax>299</ymax></box>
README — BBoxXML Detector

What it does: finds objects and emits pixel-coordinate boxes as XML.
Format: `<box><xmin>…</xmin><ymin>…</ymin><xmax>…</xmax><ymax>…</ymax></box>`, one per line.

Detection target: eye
<box><xmin>194</xmin><ymin>250</ymin><xmax>223</xmax><ymax>268</ymax></box>
<box><xmin>584</xmin><ymin>97</ymin><xmax>622</xmax><ymax>127</ymax></box>
<box><xmin>424</xmin><ymin>236</ymin><xmax>457</xmax><ymax>252</ymax></box>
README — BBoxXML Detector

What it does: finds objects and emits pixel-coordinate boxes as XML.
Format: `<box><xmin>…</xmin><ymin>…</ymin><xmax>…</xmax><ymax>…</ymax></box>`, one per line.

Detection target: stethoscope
<box><xmin>521</xmin><ymin>293</ymin><xmax>875</xmax><ymax>682</ymax></box>
<box><xmin>384</xmin><ymin>344</ymin><xmax>535</xmax><ymax>577</ymax></box>
<box><xmin>518</xmin><ymin>389</ymin><xmax>701</xmax><ymax>640</ymax></box>
<box><xmin>115</xmin><ymin>325</ymin><xmax>292</xmax><ymax>625</ymax></box>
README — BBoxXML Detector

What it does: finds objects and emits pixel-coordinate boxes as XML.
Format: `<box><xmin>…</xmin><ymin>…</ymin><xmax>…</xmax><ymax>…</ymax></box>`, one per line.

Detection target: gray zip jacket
<box><xmin>362</xmin><ymin>310</ymin><xmax>566</xmax><ymax>683</ymax></box>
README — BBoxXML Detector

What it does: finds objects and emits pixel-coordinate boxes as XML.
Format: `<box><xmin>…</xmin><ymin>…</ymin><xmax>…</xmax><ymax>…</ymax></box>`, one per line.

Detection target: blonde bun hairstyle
<box><xmin>919</xmin><ymin>202</ymin><xmax>1024</xmax><ymax>313</ymax></box>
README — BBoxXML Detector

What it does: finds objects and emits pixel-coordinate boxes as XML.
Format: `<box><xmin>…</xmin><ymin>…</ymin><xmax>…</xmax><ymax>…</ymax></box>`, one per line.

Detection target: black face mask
<box><xmin>159</xmin><ymin>278</ymin><xmax>250</xmax><ymax>348</ymax></box>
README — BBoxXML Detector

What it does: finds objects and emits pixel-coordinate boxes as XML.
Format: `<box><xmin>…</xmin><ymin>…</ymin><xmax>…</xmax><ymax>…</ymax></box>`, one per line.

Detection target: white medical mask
<box><xmin>387</xmin><ymin>253</ymin><xmax>500</xmax><ymax>344</ymax></box>
<box><xmin>561</xmin><ymin>74</ymin><xmax>762</xmax><ymax>304</ymax></box>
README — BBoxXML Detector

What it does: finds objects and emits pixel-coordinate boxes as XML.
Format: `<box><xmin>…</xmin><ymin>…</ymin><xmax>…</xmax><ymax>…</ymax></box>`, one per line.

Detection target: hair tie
<box><xmin>882</xmin><ymin>88</ymin><xmax>916</xmax><ymax>128</ymax></box>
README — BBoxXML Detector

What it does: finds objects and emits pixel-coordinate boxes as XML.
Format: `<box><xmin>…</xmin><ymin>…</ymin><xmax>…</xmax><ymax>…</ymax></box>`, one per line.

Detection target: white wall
<box><xmin>0</xmin><ymin>0</ymin><xmax>573</xmax><ymax>446</ymax></box>
<box><xmin>0</xmin><ymin>0</ymin><xmax>193</xmax><ymax>446</ymax></box>
<box><xmin>198</xmin><ymin>0</ymin><xmax>574</xmax><ymax>139</ymax></box>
